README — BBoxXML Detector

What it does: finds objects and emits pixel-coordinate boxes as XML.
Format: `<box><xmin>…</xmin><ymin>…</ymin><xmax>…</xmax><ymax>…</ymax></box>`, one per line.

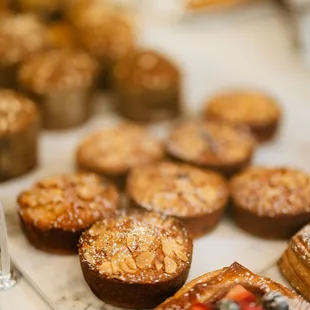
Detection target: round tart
<box><xmin>113</xmin><ymin>49</ymin><xmax>181</xmax><ymax>122</ymax></box>
<box><xmin>204</xmin><ymin>90</ymin><xmax>281</xmax><ymax>142</ymax></box>
<box><xmin>157</xmin><ymin>262</ymin><xmax>310</xmax><ymax>310</ymax></box>
<box><xmin>127</xmin><ymin>162</ymin><xmax>229</xmax><ymax>238</ymax></box>
<box><xmin>230</xmin><ymin>167</ymin><xmax>310</xmax><ymax>239</ymax></box>
<box><xmin>76</xmin><ymin>123</ymin><xmax>165</xmax><ymax>188</ymax></box>
<box><xmin>0</xmin><ymin>13</ymin><xmax>47</xmax><ymax>88</ymax></box>
<box><xmin>18</xmin><ymin>49</ymin><xmax>98</xmax><ymax>130</ymax></box>
<box><xmin>0</xmin><ymin>90</ymin><xmax>39</xmax><ymax>182</ymax></box>
<box><xmin>166</xmin><ymin>120</ymin><xmax>255</xmax><ymax>177</ymax></box>
<box><xmin>79</xmin><ymin>210</ymin><xmax>193</xmax><ymax>309</ymax></box>
<box><xmin>279</xmin><ymin>224</ymin><xmax>310</xmax><ymax>301</ymax></box>
<box><xmin>18</xmin><ymin>173</ymin><xmax>119</xmax><ymax>254</ymax></box>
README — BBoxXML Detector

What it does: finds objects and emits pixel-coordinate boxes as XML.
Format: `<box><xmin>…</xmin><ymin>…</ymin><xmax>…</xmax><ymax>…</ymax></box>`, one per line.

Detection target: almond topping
<box><xmin>99</xmin><ymin>262</ymin><xmax>113</xmax><ymax>274</ymax></box>
<box><xmin>125</xmin><ymin>257</ymin><xmax>137</xmax><ymax>270</ymax></box>
<box><xmin>155</xmin><ymin>260</ymin><xmax>163</xmax><ymax>271</ymax></box>
<box><xmin>119</xmin><ymin>260</ymin><xmax>136</xmax><ymax>273</ymax></box>
<box><xmin>174</xmin><ymin>249</ymin><xmax>188</xmax><ymax>262</ymax></box>
<box><xmin>164</xmin><ymin>256</ymin><xmax>177</xmax><ymax>274</ymax></box>
<box><xmin>136</xmin><ymin>252</ymin><xmax>155</xmax><ymax>269</ymax></box>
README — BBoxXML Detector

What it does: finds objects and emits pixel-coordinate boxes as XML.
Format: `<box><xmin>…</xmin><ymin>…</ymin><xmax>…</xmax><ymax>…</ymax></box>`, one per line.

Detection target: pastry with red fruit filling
<box><xmin>156</xmin><ymin>262</ymin><xmax>310</xmax><ymax>310</ymax></box>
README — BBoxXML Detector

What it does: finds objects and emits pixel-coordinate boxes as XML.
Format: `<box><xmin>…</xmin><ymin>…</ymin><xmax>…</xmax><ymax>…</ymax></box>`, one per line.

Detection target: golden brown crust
<box><xmin>204</xmin><ymin>90</ymin><xmax>281</xmax><ymax>142</ymax></box>
<box><xmin>230</xmin><ymin>167</ymin><xmax>310</xmax><ymax>239</ymax></box>
<box><xmin>76</xmin><ymin>123</ymin><xmax>165</xmax><ymax>181</ymax></box>
<box><xmin>166</xmin><ymin>120</ymin><xmax>255</xmax><ymax>176</ymax></box>
<box><xmin>0</xmin><ymin>13</ymin><xmax>47</xmax><ymax>66</ymax></box>
<box><xmin>79</xmin><ymin>210</ymin><xmax>193</xmax><ymax>308</ymax></box>
<box><xmin>279</xmin><ymin>224</ymin><xmax>310</xmax><ymax>301</ymax></box>
<box><xmin>46</xmin><ymin>22</ymin><xmax>78</xmax><ymax>49</ymax></box>
<box><xmin>127</xmin><ymin>162</ymin><xmax>228</xmax><ymax>237</ymax></box>
<box><xmin>15</xmin><ymin>0</ymin><xmax>61</xmax><ymax>15</ymax></box>
<box><xmin>0</xmin><ymin>89</ymin><xmax>38</xmax><ymax>135</ymax></box>
<box><xmin>18</xmin><ymin>49</ymin><xmax>98</xmax><ymax>94</ymax></box>
<box><xmin>18</xmin><ymin>173</ymin><xmax>119</xmax><ymax>253</ymax></box>
<box><xmin>157</xmin><ymin>262</ymin><xmax>310</xmax><ymax>310</ymax></box>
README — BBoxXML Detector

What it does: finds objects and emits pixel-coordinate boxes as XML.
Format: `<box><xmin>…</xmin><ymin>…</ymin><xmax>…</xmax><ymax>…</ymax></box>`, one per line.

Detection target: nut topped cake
<box><xmin>127</xmin><ymin>162</ymin><xmax>229</xmax><ymax>237</ymax></box>
<box><xmin>18</xmin><ymin>172</ymin><xmax>119</xmax><ymax>254</ymax></box>
<box><xmin>166</xmin><ymin>120</ymin><xmax>255</xmax><ymax>176</ymax></box>
<box><xmin>114</xmin><ymin>49</ymin><xmax>181</xmax><ymax>122</ymax></box>
<box><xmin>76</xmin><ymin>123</ymin><xmax>165</xmax><ymax>187</ymax></box>
<box><xmin>79</xmin><ymin>210</ymin><xmax>193</xmax><ymax>308</ymax></box>
<box><xmin>230</xmin><ymin>167</ymin><xmax>310</xmax><ymax>239</ymax></box>
<box><xmin>18</xmin><ymin>49</ymin><xmax>98</xmax><ymax>129</ymax></box>
<box><xmin>0</xmin><ymin>89</ymin><xmax>38</xmax><ymax>181</ymax></box>
<box><xmin>279</xmin><ymin>224</ymin><xmax>310</xmax><ymax>301</ymax></box>
<box><xmin>204</xmin><ymin>90</ymin><xmax>281</xmax><ymax>142</ymax></box>
<box><xmin>0</xmin><ymin>13</ymin><xmax>47</xmax><ymax>88</ymax></box>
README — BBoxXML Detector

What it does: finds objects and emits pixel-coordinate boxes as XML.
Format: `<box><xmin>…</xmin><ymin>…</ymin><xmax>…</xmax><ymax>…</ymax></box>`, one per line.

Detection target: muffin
<box><xmin>127</xmin><ymin>162</ymin><xmax>229</xmax><ymax>237</ymax></box>
<box><xmin>76</xmin><ymin>123</ymin><xmax>165</xmax><ymax>188</ymax></box>
<box><xmin>157</xmin><ymin>262</ymin><xmax>310</xmax><ymax>310</ymax></box>
<box><xmin>166</xmin><ymin>120</ymin><xmax>255</xmax><ymax>177</ymax></box>
<box><xmin>0</xmin><ymin>90</ymin><xmax>39</xmax><ymax>182</ymax></box>
<box><xmin>79</xmin><ymin>210</ymin><xmax>193</xmax><ymax>309</ymax></box>
<box><xmin>0</xmin><ymin>13</ymin><xmax>47</xmax><ymax>89</ymax></box>
<box><xmin>18</xmin><ymin>172</ymin><xmax>119</xmax><ymax>254</ymax></box>
<box><xmin>204</xmin><ymin>90</ymin><xmax>281</xmax><ymax>142</ymax></box>
<box><xmin>15</xmin><ymin>0</ymin><xmax>62</xmax><ymax>19</ymax></box>
<box><xmin>113</xmin><ymin>50</ymin><xmax>182</xmax><ymax>122</ymax></box>
<box><xmin>18</xmin><ymin>49</ymin><xmax>98</xmax><ymax>130</ymax></box>
<box><xmin>230</xmin><ymin>167</ymin><xmax>310</xmax><ymax>239</ymax></box>
<box><xmin>279</xmin><ymin>224</ymin><xmax>310</xmax><ymax>301</ymax></box>
<box><xmin>67</xmin><ymin>0</ymin><xmax>135</xmax><ymax>88</ymax></box>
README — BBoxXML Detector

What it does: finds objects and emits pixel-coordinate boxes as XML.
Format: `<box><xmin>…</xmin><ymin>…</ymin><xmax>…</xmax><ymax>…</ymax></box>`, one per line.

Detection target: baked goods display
<box><xmin>204</xmin><ymin>90</ymin><xmax>281</xmax><ymax>142</ymax></box>
<box><xmin>166</xmin><ymin>120</ymin><xmax>256</xmax><ymax>176</ymax></box>
<box><xmin>279</xmin><ymin>224</ymin><xmax>310</xmax><ymax>301</ymax></box>
<box><xmin>18</xmin><ymin>49</ymin><xmax>98</xmax><ymax>129</ymax></box>
<box><xmin>157</xmin><ymin>262</ymin><xmax>310</xmax><ymax>309</ymax></box>
<box><xmin>0</xmin><ymin>13</ymin><xmax>47</xmax><ymax>89</ymax></box>
<box><xmin>127</xmin><ymin>161</ymin><xmax>229</xmax><ymax>237</ymax></box>
<box><xmin>18</xmin><ymin>173</ymin><xmax>119</xmax><ymax>254</ymax></box>
<box><xmin>230</xmin><ymin>167</ymin><xmax>310</xmax><ymax>239</ymax></box>
<box><xmin>79</xmin><ymin>210</ymin><xmax>193</xmax><ymax>308</ymax></box>
<box><xmin>113</xmin><ymin>49</ymin><xmax>182</xmax><ymax>122</ymax></box>
<box><xmin>76</xmin><ymin>123</ymin><xmax>165</xmax><ymax>188</ymax></box>
<box><xmin>0</xmin><ymin>89</ymin><xmax>38</xmax><ymax>182</ymax></box>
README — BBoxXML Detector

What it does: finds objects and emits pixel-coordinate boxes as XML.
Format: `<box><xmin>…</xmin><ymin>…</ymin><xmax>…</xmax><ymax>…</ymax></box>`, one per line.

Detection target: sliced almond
<box><xmin>176</xmin><ymin>236</ymin><xmax>184</xmax><ymax>245</ymax></box>
<box><xmin>119</xmin><ymin>261</ymin><xmax>136</xmax><ymax>274</ymax></box>
<box><xmin>125</xmin><ymin>257</ymin><xmax>137</xmax><ymax>270</ymax></box>
<box><xmin>174</xmin><ymin>249</ymin><xmax>188</xmax><ymax>262</ymax></box>
<box><xmin>136</xmin><ymin>251</ymin><xmax>155</xmax><ymax>269</ymax></box>
<box><xmin>83</xmin><ymin>248</ymin><xmax>96</xmax><ymax>265</ymax></box>
<box><xmin>111</xmin><ymin>254</ymin><xmax>122</xmax><ymax>273</ymax></box>
<box><xmin>99</xmin><ymin>262</ymin><xmax>113</xmax><ymax>274</ymax></box>
<box><xmin>155</xmin><ymin>260</ymin><xmax>163</xmax><ymax>271</ymax></box>
<box><xmin>164</xmin><ymin>256</ymin><xmax>177</xmax><ymax>274</ymax></box>
<box><xmin>127</xmin><ymin>235</ymin><xmax>138</xmax><ymax>252</ymax></box>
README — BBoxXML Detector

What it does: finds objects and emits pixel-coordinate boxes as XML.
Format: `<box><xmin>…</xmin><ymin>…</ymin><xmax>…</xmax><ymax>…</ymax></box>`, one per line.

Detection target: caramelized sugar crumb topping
<box><xmin>114</xmin><ymin>50</ymin><xmax>179</xmax><ymax>92</ymax></box>
<box><xmin>0</xmin><ymin>90</ymin><xmax>38</xmax><ymax>134</ymax></box>
<box><xmin>0</xmin><ymin>14</ymin><xmax>46</xmax><ymax>65</ymax></box>
<box><xmin>231</xmin><ymin>167</ymin><xmax>310</xmax><ymax>217</ymax></box>
<box><xmin>79</xmin><ymin>211</ymin><xmax>192</xmax><ymax>283</ymax></box>
<box><xmin>77</xmin><ymin>123</ymin><xmax>164</xmax><ymax>175</ymax></box>
<box><xmin>167</xmin><ymin>121</ymin><xmax>255</xmax><ymax>166</ymax></box>
<box><xmin>18</xmin><ymin>173</ymin><xmax>119</xmax><ymax>231</ymax></box>
<box><xmin>128</xmin><ymin>162</ymin><xmax>229</xmax><ymax>217</ymax></box>
<box><xmin>206</xmin><ymin>91</ymin><xmax>280</xmax><ymax>125</ymax></box>
<box><xmin>18</xmin><ymin>49</ymin><xmax>98</xmax><ymax>94</ymax></box>
<box><xmin>289</xmin><ymin>224</ymin><xmax>310</xmax><ymax>266</ymax></box>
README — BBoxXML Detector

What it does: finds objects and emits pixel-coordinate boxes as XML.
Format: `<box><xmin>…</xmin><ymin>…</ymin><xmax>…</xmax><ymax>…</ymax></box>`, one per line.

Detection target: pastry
<box><xmin>127</xmin><ymin>161</ymin><xmax>229</xmax><ymax>238</ymax></box>
<box><xmin>15</xmin><ymin>0</ymin><xmax>62</xmax><ymax>19</ymax></box>
<box><xmin>230</xmin><ymin>167</ymin><xmax>310</xmax><ymax>239</ymax></box>
<box><xmin>166</xmin><ymin>120</ymin><xmax>255</xmax><ymax>177</ymax></box>
<box><xmin>204</xmin><ymin>90</ymin><xmax>281</xmax><ymax>142</ymax></box>
<box><xmin>76</xmin><ymin>123</ymin><xmax>165</xmax><ymax>188</ymax></box>
<box><xmin>0</xmin><ymin>13</ymin><xmax>47</xmax><ymax>89</ymax></box>
<box><xmin>157</xmin><ymin>262</ymin><xmax>310</xmax><ymax>310</ymax></box>
<box><xmin>67</xmin><ymin>0</ymin><xmax>135</xmax><ymax>89</ymax></box>
<box><xmin>18</xmin><ymin>173</ymin><xmax>119</xmax><ymax>254</ymax></box>
<box><xmin>18</xmin><ymin>49</ymin><xmax>98</xmax><ymax>130</ymax></box>
<box><xmin>113</xmin><ymin>49</ymin><xmax>182</xmax><ymax>122</ymax></box>
<box><xmin>0</xmin><ymin>90</ymin><xmax>39</xmax><ymax>182</ymax></box>
<box><xmin>79</xmin><ymin>210</ymin><xmax>193</xmax><ymax>309</ymax></box>
<box><xmin>279</xmin><ymin>224</ymin><xmax>310</xmax><ymax>301</ymax></box>
<box><xmin>46</xmin><ymin>22</ymin><xmax>78</xmax><ymax>49</ymax></box>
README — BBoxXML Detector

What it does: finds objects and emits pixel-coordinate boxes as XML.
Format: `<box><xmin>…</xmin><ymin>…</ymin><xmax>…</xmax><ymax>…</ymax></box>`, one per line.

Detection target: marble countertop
<box><xmin>2</xmin><ymin>1</ymin><xmax>310</xmax><ymax>309</ymax></box>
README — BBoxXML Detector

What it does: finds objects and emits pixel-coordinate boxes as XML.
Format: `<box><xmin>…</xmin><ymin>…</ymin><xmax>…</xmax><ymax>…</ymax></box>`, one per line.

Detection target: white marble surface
<box><xmin>2</xmin><ymin>1</ymin><xmax>310</xmax><ymax>309</ymax></box>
